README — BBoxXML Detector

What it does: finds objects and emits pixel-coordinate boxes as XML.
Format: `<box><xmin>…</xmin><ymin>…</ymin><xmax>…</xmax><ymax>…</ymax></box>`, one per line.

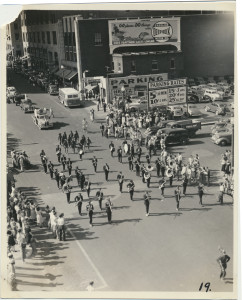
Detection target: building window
<box><xmin>64</xmin><ymin>33</ymin><xmax>68</xmax><ymax>46</ymax></box>
<box><xmin>94</xmin><ymin>33</ymin><xmax>102</xmax><ymax>46</ymax></box>
<box><xmin>52</xmin><ymin>31</ymin><xmax>57</xmax><ymax>44</ymax></box>
<box><xmin>152</xmin><ymin>60</ymin><xmax>158</xmax><ymax>71</ymax></box>
<box><xmin>131</xmin><ymin>60</ymin><xmax>136</xmax><ymax>72</ymax></box>
<box><xmin>72</xmin><ymin>32</ymin><xmax>76</xmax><ymax>46</ymax></box>
<box><xmin>118</xmin><ymin>62</ymin><xmax>121</xmax><ymax>72</ymax></box>
<box><xmin>42</xmin><ymin>32</ymin><xmax>45</xmax><ymax>43</ymax></box>
<box><xmin>37</xmin><ymin>32</ymin><xmax>40</xmax><ymax>43</ymax></box>
<box><xmin>65</xmin><ymin>51</ymin><xmax>69</xmax><ymax>61</ymax></box>
<box><xmin>29</xmin><ymin>32</ymin><xmax>32</xmax><ymax>42</ymax></box>
<box><xmin>22</xmin><ymin>33</ymin><xmax>25</xmax><ymax>42</ymax></box>
<box><xmin>73</xmin><ymin>52</ymin><xmax>77</xmax><ymax>62</ymax></box>
<box><xmin>33</xmin><ymin>32</ymin><xmax>36</xmax><ymax>43</ymax></box>
<box><xmin>47</xmin><ymin>31</ymin><xmax>51</xmax><ymax>44</ymax></box>
<box><xmin>15</xmin><ymin>33</ymin><xmax>19</xmax><ymax>40</ymax></box>
<box><xmin>170</xmin><ymin>58</ymin><xmax>175</xmax><ymax>69</ymax></box>
<box><xmin>69</xmin><ymin>18</ymin><xmax>72</xmax><ymax>32</ymax></box>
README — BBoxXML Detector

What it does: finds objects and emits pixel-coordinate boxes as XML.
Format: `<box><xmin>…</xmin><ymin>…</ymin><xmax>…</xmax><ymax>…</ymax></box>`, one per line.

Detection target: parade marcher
<box><xmin>75</xmin><ymin>193</ymin><xmax>84</xmax><ymax>215</ymax></box>
<box><xmin>105</xmin><ymin>198</ymin><xmax>113</xmax><ymax>224</ymax></box>
<box><xmin>48</xmin><ymin>161</ymin><xmax>54</xmax><ymax>179</ymax></box>
<box><xmin>217</xmin><ymin>247</ymin><xmax>230</xmax><ymax>280</ymax></box>
<box><xmin>127</xmin><ymin>180</ymin><xmax>135</xmax><ymax>200</ymax></box>
<box><xmin>67</xmin><ymin>158</ymin><xmax>72</xmax><ymax>176</ymax></box>
<box><xmin>117</xmin><ymin>172</ymin><xmax>124</xmax><ymax>192</ymax></box>
<box><xmin>71</xmin><ymin>139</ymin><xmax>76</xmax><ymax>154</ymax></box>
<box><xmin>109</xmin><ymin>141</ymin><xmax>115</xmax><ymax>157</ymax></box>
<box><xmin>61</xmin><ymin>155</ymin><xmax>66</xmax><ymax>171</ymax></box>
<box><xmin>166</xmin><ymin>166</ymin><xmax>174</xmax><ymax>187</ymax></box>
<box><xmin>85</xmin><ymin>178</ymin><xmax>91</xmax><ymax>197</ymax></box>
<box><xmin>144</xmin><ymin>191</ymin><xmax>151</xmax><ymax>216</ymax></box>
<box><xmin>75</xmin><ymin>167</ymin><xmax>81</xmax><ymax>187</ymax></box>
<box><xmin>136</xmin><ymin>146</ymin><xmax>142</xmax><ymax>161</ymax></box>
<box><xmin>62</xmin><ymin>181</ymin><xmax>72</xmax><ymax>204</ymax></box>
<box><xmin>174</xmin><ymin>185</ymin><xmax>182</xmax><ymax>211</ymax></box>
<box><xmin>80</xmin><ymin>172</ymin><xmax>86</xmax><ymax>191</ymax></box>
<box><xmin>117</xmin><ymin>147</ymin><xmax>123</xmax><ymax>163</ymax></box>
<box><xmin>103</xmin><ymin>163</ymin><xmax>110</xmax><ymax>181</ymax></box>
<box><xmin>182</xmin><ymin>176</ymin><xmax>188</xmax><ymax>195</ymax></box>
<box><xmin>100</xmin><ymin>123</ymin><xmax>105</xmax><ymax>137</ymax></box>
<box><xmin>73</xmin><ymin>131</ymin><xmax>79</xmax><ymax>143</ymax></box>
<box><xmin>56</xmin><ymin>146</ymin><xmax>61</xmax><ymax>163</ymax></box>
<box><xmin>206</xmin><ymin>167</ymin><xmax>211</xmax><ymax>187</ymax></box>
<box><xmin>79</xmin><ymin>147</ymin><xmax>84</xmax><ymax>161</ymax></box>
<box><xmin>135</xmin><ymin>160</ymin><xmax>140</xmax><ymax>177</ymax></box>
<box><xmin>155</xmin><ymin>158</ymin><xmax>161</xmax><ymax>177</ymax></box>
<box><xmin>86</xmin><ymin>201</ymin><xmax>94</xmax><ymax>227</ymax></box>
<box><xmin>86</xmin><ymin>137</ymin><xmax>92</xmax><ymax>150</ymax></box>
<box><xmin>128</xmin><ymin>154</ymin><xmax>134</xmax><ymax>171</ymax></box>
<box><xmin>92</xmin><ymin>156</ymin><xmax>98</xmax><ymax>172</ymax></box>
<box><xmin>159</xmin><ymin>177</ymin><xmax>166</xmax><ymax>201</ymax></box>
<box><xmin>198</xmin><ymin>183</ymin><xmax>205</xmax><ymax>206</ymax></box>
<box><xmin>144</xmin><ymin>171</ymin><xmax>151</xmax><ymax>188</ymax></box>
<box><xmin>96</xmin><ymin>188</ymin><xmax>104</xmax><ymax>210</ymax></box>
<box><xmin>57</xmin><ymin>213</ymin><xmax>66</xmax><ymax>241</ymax></box>
<box><xmin>41</xmin><ymin>154</ymin><xmax>48</xmax><ymax>174</ymax></box>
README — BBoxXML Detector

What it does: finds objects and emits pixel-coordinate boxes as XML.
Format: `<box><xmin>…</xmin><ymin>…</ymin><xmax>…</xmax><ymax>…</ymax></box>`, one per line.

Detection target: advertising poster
<box><xmin>109</xmin><ymin>18</ymin><xmax>181</xmax><ymax>53</ymax></box>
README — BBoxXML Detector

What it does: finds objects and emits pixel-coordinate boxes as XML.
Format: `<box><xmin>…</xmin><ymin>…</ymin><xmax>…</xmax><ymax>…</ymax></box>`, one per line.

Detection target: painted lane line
<box><xmin>65</xmin><ymin>224</ymin><xmax>108</xmax><ymax>289</ymax></box>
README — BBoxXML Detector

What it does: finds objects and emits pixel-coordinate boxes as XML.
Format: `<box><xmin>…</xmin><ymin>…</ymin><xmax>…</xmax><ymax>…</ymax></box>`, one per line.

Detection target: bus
<box><xmin>58</xmin><ymin>88</ymin><xmax>82</xmax><ymax>107</ymax></box>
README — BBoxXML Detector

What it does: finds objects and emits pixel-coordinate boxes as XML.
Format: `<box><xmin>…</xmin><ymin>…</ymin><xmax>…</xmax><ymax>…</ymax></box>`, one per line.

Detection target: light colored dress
<box><xmin>35</xmin><ymin>209</ymin><xmax>43</xmax><ymax>226</ymax></box>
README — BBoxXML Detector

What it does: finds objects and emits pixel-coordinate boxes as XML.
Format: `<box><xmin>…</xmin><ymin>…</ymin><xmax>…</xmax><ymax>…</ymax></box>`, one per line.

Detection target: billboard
<box><xmin>108</xmin><ymin>73</ymin><xmax>168</xmax><ymax>100</ymax></box>
<box><xmin>109</xmin><ymin>18</ymin><xmax>180</xmax><ymax>53</ymax></box>
<box><xmin>148</xmin><ymin>78</ymin><xmax>187</xmax><ymax>106</ymax></box>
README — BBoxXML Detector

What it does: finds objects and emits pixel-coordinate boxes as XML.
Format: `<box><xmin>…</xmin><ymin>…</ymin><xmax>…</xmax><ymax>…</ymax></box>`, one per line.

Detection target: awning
<box><xmin>55</xmin><ymin>68</ymin><xmax>76</xmax><ymax>80</ymax></box>
<box><xmin>49</xmin><ymin>66</ymin><xmax>59</xmax><ymax>74</ymax></box>
<box><xmin>66</xmin><ymin>70</ymin><xmax>77</xmax><ymax>81</ymax></box>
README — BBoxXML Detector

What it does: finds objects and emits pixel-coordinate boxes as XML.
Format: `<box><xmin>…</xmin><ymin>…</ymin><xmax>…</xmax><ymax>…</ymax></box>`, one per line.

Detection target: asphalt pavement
<box><xmin>6</xmin><ymin>69</ymin><xmax>233</xmax><ymax>293</ymax></box>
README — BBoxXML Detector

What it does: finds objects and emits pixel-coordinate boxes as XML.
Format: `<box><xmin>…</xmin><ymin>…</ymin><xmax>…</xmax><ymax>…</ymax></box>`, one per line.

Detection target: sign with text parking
<box><xmin>148</xmin><ymin>78</ymin><xmax>187</xmax><ymax>106</ymax></box>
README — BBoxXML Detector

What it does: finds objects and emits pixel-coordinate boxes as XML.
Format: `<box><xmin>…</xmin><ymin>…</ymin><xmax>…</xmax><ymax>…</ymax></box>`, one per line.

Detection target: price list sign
<box><xmin>149</xmin><ymin>89</ymin><xmax>168</xmax><ymax>107</ymax></box>
<box><xmin>168</xmin><ymin>86</ymin><xmax>186</xmax><ymax>104</ymax></box>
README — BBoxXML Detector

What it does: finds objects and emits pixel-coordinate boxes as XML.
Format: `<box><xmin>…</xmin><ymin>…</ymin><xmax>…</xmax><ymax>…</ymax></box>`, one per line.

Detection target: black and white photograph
<box><xmin>1</xmin><ymin>1</ymin><xmax>238</xmax><ymax>299</ymax></box>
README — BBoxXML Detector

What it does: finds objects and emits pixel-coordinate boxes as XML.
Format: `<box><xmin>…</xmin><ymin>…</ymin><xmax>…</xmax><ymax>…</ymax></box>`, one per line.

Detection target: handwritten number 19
<box><xmin>199</xmin><ymin>282</ymin><xmax>211</xmax><ymax>292</ymax></box>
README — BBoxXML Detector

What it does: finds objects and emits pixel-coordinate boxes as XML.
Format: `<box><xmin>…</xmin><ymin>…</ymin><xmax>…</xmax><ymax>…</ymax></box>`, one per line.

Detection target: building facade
<box><xmin>6</xmin><ymin>14</ymin><xmax>23</xmax><ymax>59</ymax></box>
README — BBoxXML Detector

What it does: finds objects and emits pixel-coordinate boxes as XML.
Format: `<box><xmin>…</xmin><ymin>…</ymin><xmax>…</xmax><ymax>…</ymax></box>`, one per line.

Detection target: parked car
<box><xmin>204</xmin><ymin>102</ymin><xmax>228</xmax><ymax>115</ymax></box>
<box><xmin>165</xmin><ymin>119</ymin><xmax>201</xmax><ymax>138</ymax></box>
<box><xmin>166</xmin><ymin>105</ymin><xmax>185</xmax><ymax>118</ymax></box>
<box><xmin>48</xmin><ymin>84</ymin><xmax>59</xmax><ymax>95</ymax></box>
<box><xmin>13</xmin><ymin>93</ymin><xmax>26</xmax><ymax>105</ymax></box>
<box><xmin>211</xmin><ymin>120</ymin><xmax>230</xmax><ymax>132</ymax></box>
<box><xmin>187</xmin><ymin>93</ymin><xmax>200</xmax><ymax>103</ymax></box>
<box><xmin>212</xmin><ymin>132</ymin><xmax>232</xmax><ymax>146</ymax></box>
<box><xmin>185</xmin><ymin>104</ymin><xmax>202</xmax><ymax>117</ymax></box>
<box><xmin>203</xmin><ymin>88</ymin><xmax>223</xmax><ymax>101</ymax></box>
<box><xmin>7</xmin><ymin>86</ymin><xmax>17</xmax><ymax>99</ymax></box>
<box><xmin>155</xmin><ymin>128</ymin><xmax>189</xmax><ymax>147</ymax></box>
<box><xmin>128</xmin><ymin>99</ymin><xmax>148</xmax><ymax>112</ymax></box>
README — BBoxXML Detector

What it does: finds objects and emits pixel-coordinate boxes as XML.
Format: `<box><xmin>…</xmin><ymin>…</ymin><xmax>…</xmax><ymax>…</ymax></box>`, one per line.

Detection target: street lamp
<box><xmin>121</xmin><ymin>85</ymin><xmax>126</xmax><ymax>112</ymax></box>
<box><xmin>61</xmin><ymin>65</ymin><xmax>65</xmax><ymax>87</ymax></box>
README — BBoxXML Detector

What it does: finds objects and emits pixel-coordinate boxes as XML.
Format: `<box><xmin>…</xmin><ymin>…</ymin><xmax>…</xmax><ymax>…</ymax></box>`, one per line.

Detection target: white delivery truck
<box><xmin>58</xmin><ymin>88</ymin><xmax>82</xmax><ymax>107</ymax></box>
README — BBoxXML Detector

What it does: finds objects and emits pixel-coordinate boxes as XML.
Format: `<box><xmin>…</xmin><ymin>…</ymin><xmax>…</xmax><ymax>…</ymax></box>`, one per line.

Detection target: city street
<box><xmin>6</xmin><ymin>69</ymin><xmax>233</xmax><ymax>292</ymax></box>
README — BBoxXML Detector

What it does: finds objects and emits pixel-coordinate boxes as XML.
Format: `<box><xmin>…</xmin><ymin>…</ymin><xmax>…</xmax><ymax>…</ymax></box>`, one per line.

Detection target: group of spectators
<box><xmin>219</xmin><ymin>150</ymin><xmax>234</xmax><ymax>204</ymax></box>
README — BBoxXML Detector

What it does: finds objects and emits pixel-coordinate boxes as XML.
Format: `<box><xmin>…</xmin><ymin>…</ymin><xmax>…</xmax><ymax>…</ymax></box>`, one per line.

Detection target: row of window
<box><xmin>22</xmin><ymin>31</ymin><xmax>57</xmax><ymax>45</ymax></box>
<box><xmin>21</xmin><ymin>12</ymin><xmax>56</xmax><ymax>27</ymax></box>
<box><xmin>24</xmin><ymin>46</ymin><xmax>58</xmax><ymax>62</ymax></box>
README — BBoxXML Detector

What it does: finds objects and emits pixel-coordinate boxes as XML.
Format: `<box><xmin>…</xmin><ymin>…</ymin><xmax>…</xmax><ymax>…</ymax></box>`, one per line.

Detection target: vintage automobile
<box><xmin>20</xmin><ymin>98</ymin><xmax>35</xmax><ymax>113</ymax></box>
<box><xmin>212</xmin><ymin>126</ymin><xmax>232</xmax><ymax>136</ymax></box>
<box><xmin>165</xmin><ymin>119</ymin><xmax>201</xmax><ymax>138</ymax></box>
<box><xmin>166</xmin><ymin>105</ymin><xmax>185</xmax><ymax>118</ymax></box>
<box><xmin>203</xmin><ymin>88</ymin><xmax>223</xmax><ymax>101</ymax></box>
<box><xmin>48</xmin><ymin>84</ymin><xmax>59</xmax><ymax>95</ymax></box>
<box><xmin>13</xmin><ymin>93</ymin><xmax>26</xmax><ymax>105</ymax></box>
<box><xmin>32</xmin><ymin>108</ymin><xmax>54</xmax><ymax>130</ymax></box>
<box><xmin>128</xmin><ymin>99</ymin><xmax>148</xmax><ymax>112</ymax></box>
<box><xmin>212</xmin><ymin>132</ymin><xmax>232</xmax><ymax>146</ymax></box>
<box><xmin>7</xmin><ymin>86</ymin><xmax>17</xmax><ymax>100</ymax></box>
<box><xmin>184</xmin><ymin>104</ymin><xmax>202</xmax><ymax>117</ymax></box>
<box><xmin>155</xmin><ymin>128</ymin><xmax>189</xmax><ymax>147</ymax></box>
<box><xmin>205</xmin><ymin>102</ymin><xmax>230</xmax><ymax>116</ymax></box>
